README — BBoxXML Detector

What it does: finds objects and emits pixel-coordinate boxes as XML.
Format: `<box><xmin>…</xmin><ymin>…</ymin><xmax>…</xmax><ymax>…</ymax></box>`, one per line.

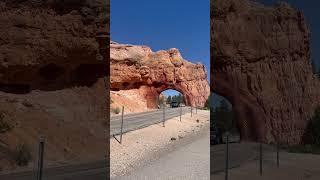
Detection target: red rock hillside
<box><xmin>0</xmin><ymin>0</ymin><xmax>108</xmax><ymax>171</ymax></box>
<box><xmin>211</xmin><ymin>0</ymin><xmax>320</xmax><ymax>145</ymax></box>
<box><xmin>110</xmin><ymin>41</ymin><xmax>210</xmax><ymax>110</ymax></box>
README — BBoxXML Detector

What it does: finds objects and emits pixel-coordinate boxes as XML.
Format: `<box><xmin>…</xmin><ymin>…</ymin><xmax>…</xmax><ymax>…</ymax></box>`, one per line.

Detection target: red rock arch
<box><xmin>211</xmin><ymin>0</ymin><xmax>320</xmax><ymax>144</ymax></box>
<box><xmin>110</xmin><ymin>42</ymin><xmax>210</xmax><ymax>109</ymax></box>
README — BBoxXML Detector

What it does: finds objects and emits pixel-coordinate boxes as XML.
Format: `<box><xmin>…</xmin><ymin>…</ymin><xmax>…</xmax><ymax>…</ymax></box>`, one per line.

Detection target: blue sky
<box><xmin>162</xmin><ymin>89</ymin><xmax>181</xmax><ymax>97</ymax></box>
<box><xmin>258</xmin><ymin>0</ymin><xmax>320</xmax><ymax>71</ymax></box>
<box><xmin>111</xmin><ymin>0</ymin><xmax>210</xmax><ymax>81</ymax></box>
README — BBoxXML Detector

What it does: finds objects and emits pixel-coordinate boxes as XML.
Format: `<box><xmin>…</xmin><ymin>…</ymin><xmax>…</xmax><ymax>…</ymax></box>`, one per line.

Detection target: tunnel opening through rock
<box><xmin>158</xmin><ymin>89</ymin><xmax>186</xmax><ymax>108</ymax></box>
<box><xmin>212</xmin><ymin>80</ymin><xmax>265</xmax><ymax>141</ymax></box>
<box><xmin>211</xmin><ymin>93</ymin><xmax>240</xmax><ymax>139</ymax></box>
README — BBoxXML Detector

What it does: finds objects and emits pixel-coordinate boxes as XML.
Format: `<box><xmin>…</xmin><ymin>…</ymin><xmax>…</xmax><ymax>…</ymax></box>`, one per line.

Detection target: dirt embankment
<box><xmin>0</xmin><ymin>0</ymin><xmax>108</xmax><ymax>172</ymax></box>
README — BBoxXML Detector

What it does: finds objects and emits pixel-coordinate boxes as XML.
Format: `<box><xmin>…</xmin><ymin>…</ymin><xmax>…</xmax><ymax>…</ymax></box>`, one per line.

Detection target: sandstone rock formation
<box><xmin>0</xmin><ymin>0</ymin><xmax>107</xmax><ymax>93</ymax></box>
<box><xmin>0</xmin><ymin>0</ymin><xmax>108</xmax><ymax>170</ymax></box>
<box><xmin>110</xmin><ymin>41</ymin><xmax>210</xmax><ymax>109</ymax></box>
<box><xmin>211</xmin><ymin>0</ymin><xmax>320</xmax><ymax>144</ymax></box>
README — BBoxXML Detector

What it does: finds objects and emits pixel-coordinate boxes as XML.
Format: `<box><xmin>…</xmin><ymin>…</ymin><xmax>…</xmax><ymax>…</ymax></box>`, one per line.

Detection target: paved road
<box><xmin>112</xmin><ymin>130</ymin><xmax>210</xmax><ymax>180</ymax></box>
<box><xmin>110</xmin><ymin>106</ymin><xmax>193</xmax><ymax>136</ymax></box>
<box><xmin>0</xmin><ymin>160</ymin><xmax>108</xmax><ymax>180</ymax></box>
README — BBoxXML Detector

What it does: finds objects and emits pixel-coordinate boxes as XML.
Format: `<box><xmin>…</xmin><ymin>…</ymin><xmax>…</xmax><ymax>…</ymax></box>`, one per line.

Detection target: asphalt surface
<box><xmin>110</xmin><ymin>106</ymin><xmax>192</xmax><ymax>136</ymax></box>
<box><xmin>112</xmin><ymin>130</ymin><xmax>210</xmax><ymax>180</ymax></box>
<box><xmin>0</xmin><ymin>160</ymin><xmax>108</xmax><ymax>180</ymax></box>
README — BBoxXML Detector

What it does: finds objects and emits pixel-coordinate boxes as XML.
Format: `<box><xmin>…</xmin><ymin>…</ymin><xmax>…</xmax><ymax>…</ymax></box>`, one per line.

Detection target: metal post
<box><xmin>120</xmin><ymin>106</ymin><xmax>124</xmax><ymax>144</ymax></box>
<box><xmin>196</xmin><ymin>106</ymin><xmax>197</xmax><ymax>114</ymax></box>
<box><xmin>225</xmin><ymin>133</ymin><xmax>229</xmax><ymax>180</ymax></box>
<box><xmin>163</xmin><ymin>105</ymin><xmax>165</xmax><ymax>127</ymax></box>
<box><xmin>180</xmin><ymin>105</ymin><xmax>182</xmax><ymax>122</ymax></box>
<box><xmin>37</xmin><ymin>136</ymin><xmax>45</xmax><ymax>180</ymax></box>
<box><xmin>277</xmin><ymin>141</ymin><xmax>279</xmax><ymax>167</ymax></box>
<box><xmin>191</xmin><ymin>106</ymin><xmax>193</xmax><ymax>117</ymax></box>
<box><xmin>259</xmin><ymin>142</ymin><xmax>263</xmax><ymax>175</ymax></box>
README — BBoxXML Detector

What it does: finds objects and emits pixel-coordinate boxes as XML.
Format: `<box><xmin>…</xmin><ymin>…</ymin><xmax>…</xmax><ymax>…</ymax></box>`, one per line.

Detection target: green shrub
<box><xmin>287</xmin><ymin>107</ymin><xmax>320</xmax><ymax>154</ymax></box>
<box><xmin>12</xmin><ymin>143</ymin><xmax>32</xmax><ymax>166</ymax></box>
<box><xmin>303</xmin><ymin>107</ymin><xmax>320</xmax><ymax>145</ymax></box>
<box><xmin>287</xmin><ymin>144</ymin><xmax>320</xmax><ymax>154</ymax></box>
<box><xmin>0</xmin><ymin>112</ymin><xmax>12</xmax><ymax>133</ymax></box>
<box><xmin>112</xmin><ymin>107</ymin><xmax>121</xmax><ymax>114</ymax></box>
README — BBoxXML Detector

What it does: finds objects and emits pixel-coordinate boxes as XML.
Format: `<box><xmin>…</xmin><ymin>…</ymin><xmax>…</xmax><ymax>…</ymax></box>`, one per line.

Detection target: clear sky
<box><xmin>258</xmin><ymin>0</ymin><xmax>320</xmax><ymax>72</ymax></box>
<box><xmin>110</xmin><ymin>0</ymin><xmax>210</xmax><ymax>81</ymax></box>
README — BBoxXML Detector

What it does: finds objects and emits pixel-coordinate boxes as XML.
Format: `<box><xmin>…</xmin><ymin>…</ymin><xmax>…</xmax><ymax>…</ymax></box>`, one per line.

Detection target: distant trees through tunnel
<box><xmin>211</xmin><ymin>93</ymin><xmax>240</xmax><ymax>140</ymax></box>
<box><xmin>158</xmin><ymin>89</ymin><xmax>185</xmax><ymax>108</ymax></box>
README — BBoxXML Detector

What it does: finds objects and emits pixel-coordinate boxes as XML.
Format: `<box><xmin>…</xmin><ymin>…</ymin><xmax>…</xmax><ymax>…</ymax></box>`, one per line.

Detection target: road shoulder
<box><xmin>110</xmin><ymin>110</ymin><xmax>210</xmax><ymax>178</ymax></box>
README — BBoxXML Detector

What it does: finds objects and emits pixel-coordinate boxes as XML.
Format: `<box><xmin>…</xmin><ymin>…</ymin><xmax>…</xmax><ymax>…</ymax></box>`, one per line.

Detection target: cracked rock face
<box><xmin>111</xmin><ymin>42</ymin><xmax>210</xmax><ymax>108</ymax></box>
<box><xmin>211</xmin><ymin>0</ymin><xmax>320</xmax><ymax>144</ymax></box>
<box><xmin>0</xmin><ymin>0</ymin><xmax>107</xmax><ymax>93</ymax></box>
<box><xmin>0</xmin><ymin>0</ymin><xmax>109</xmax><ymax>170</ymax></box>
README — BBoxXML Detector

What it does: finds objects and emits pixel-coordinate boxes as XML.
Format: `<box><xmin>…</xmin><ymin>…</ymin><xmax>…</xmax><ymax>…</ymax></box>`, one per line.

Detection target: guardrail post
<box><xmin>259</xmin><ymin>142</ymin><xmax>263</xmax><ymax>176</ymax></box>
<box><xmin>277</xmin><ymin>141</ymin><xmax>279</xmax><ymax>167</ymax></box>
<box><xmin>120</xmin><ymin>106</ymin><xmax>124</xmax><ymax>144</ymax></box>
<box><xmin>196</xmin><ymin>106</ymin><xmax>197</xmax><ymax>114</ymax></box>
<box><xmin>191</xmin><ymin>106</ymin><xmax>193</xmax><ymax>117</ymax></box>
<box><xmin>37</xmin><ymin>136</ymin><xmax>45</xmax><ymax>180</ymax></box>
<box><xmin>180</xmin><ymin>105</ymin><xmax>182</xmax><ymax>122</ymax></box>
<box><xmin>225</xmin><ymin>133</ymin><xmax>229</xmax><ymax>180</ymax></box>
<box><xmin>163</xmin><ymin>105</ymin><xmax>165</xmax><ymax>127</ymax></box>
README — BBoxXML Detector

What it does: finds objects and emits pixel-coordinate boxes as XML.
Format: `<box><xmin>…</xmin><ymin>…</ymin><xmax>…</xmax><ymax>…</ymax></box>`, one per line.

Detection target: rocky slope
<box><xmin>0</xmin><ymin>0</ymin><xmax>107</xmax><ymax>92</ymax></box>
<box><xmin>0</xmin><ymin>0</ymin><xmax>108</xmax><ymax>171</ymax></box>
<box><xmin>211</xmin><ymin>0</ymin><xmax>320</xmax><ymax>144</ymax></box>
<box><xmin>110</xmin><ymin>41</ymin><xmax>210</xmax><ymax>110</ymax></box>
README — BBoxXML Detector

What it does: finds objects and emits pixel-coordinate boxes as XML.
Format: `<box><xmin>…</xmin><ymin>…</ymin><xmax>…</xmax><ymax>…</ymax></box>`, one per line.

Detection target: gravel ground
<box><xmin>110</xmin><ymin>110</ymin><xmax>209</xmax><ymax>178</ymax></box>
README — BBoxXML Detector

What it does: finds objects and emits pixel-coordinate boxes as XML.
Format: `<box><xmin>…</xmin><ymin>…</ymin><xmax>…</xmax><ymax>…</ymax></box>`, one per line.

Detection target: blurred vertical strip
<box><xmin>96</xmin><ymin>0</ymin><xmax>110</xmax><ymax>177</ymax></box>
<box><xmin>210</xmin><ymin>0</ymin><xmax>215</xmax><ymax>178</ymax></box>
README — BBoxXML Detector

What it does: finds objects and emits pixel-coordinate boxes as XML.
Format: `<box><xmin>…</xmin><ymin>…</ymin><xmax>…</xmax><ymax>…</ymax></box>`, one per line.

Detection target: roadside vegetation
<box><xmin>11</xmin><ymin>143</ymin><xmax>32</xmax><ymax>166</ymax></box>
<box><xmin>166</xmin><ymin>94</ymin><xmax>184</xmax><ymax>104</ymax></box>
<box><xmin>211</xmin><ymin>99</ymin><xmax>237</xmax><ymax>134</ymax></box>
<box><xmin>110</xmin><ymin>98</ymin><xmax>121</xmax><ymax>114</ymax></box>
<box><xmin>0</xmin><ymin>111</ymin><xmax>12</xmax><ymax>133</ymax></box>
<box><xmin>287</xmin><ymin>107</ymin><xmax>320</xmax><ymax>154</ymax></box>
<box><xmin>112</xmin><ymin>107</ymin><xmax>121</xmax><ymax>114</ymax></box>
<box><xmin>157</xmin><ymin>92</ymin><xmax>185</xmax><ymax>108</ymax></box>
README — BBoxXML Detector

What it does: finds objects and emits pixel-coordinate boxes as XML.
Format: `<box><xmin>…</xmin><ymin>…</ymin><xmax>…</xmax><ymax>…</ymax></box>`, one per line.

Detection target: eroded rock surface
<box><xmin>0</xmin><ymin>0</ymin><xmax>107</xmax><ymax>92</ymax></box>
<box><xmin>211</xmin><ymin>0</ymin><xmax>320</xmax><ymax>144</ymax></box>
<box><xmin>111</xmin><ymin>41</ymin><xmax>210</xmax><ymax>108</ymax></box>
<box><xmin>0</xmin><ymin>0</ymin><xmax>108</xmax><ymax>171</ymax></box>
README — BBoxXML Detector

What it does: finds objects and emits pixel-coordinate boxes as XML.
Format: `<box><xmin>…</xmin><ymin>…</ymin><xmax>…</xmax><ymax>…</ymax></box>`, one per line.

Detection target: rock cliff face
<box><xmin>0</xmin><ymin>0</ymin><xmax>108</xmax><ymax>170</ymax></box>
<box><xmin>0</xmin><ymin>0</ymin><xmax>107</xmax><ymax>93</ymax></box>
<box><xmin>111</xmin><ymin>41</ymin><xmax>210</xmax><ymax>108</ymax></box>
<box><xmin>211</xmin><ymin>0</ymin><xmax>320</xmax><ymax>144</ymax></box>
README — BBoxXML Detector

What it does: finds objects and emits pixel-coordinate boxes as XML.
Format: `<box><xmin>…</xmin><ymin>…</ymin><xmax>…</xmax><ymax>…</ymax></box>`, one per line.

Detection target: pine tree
<box><xmin>177</xmin><ymin>93</ymin><xmax>182</xmax><ymax>103</ymax></box>
<box><xmin>167</xmin><ymin>96</ymin><xmax>172</xmax><ymax>104</ymax></box>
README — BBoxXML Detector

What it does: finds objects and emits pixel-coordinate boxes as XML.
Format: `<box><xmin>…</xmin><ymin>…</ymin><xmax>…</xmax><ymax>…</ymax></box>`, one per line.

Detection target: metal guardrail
<box><xmin>111</xmin><ymin>105</ymin><xmax>199</xmax><ymax>144</ymax></box>
<box><xmin>113</xmin><ymin>106</ymin><xmax>124</xmax><ymax>144</ymax></box>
